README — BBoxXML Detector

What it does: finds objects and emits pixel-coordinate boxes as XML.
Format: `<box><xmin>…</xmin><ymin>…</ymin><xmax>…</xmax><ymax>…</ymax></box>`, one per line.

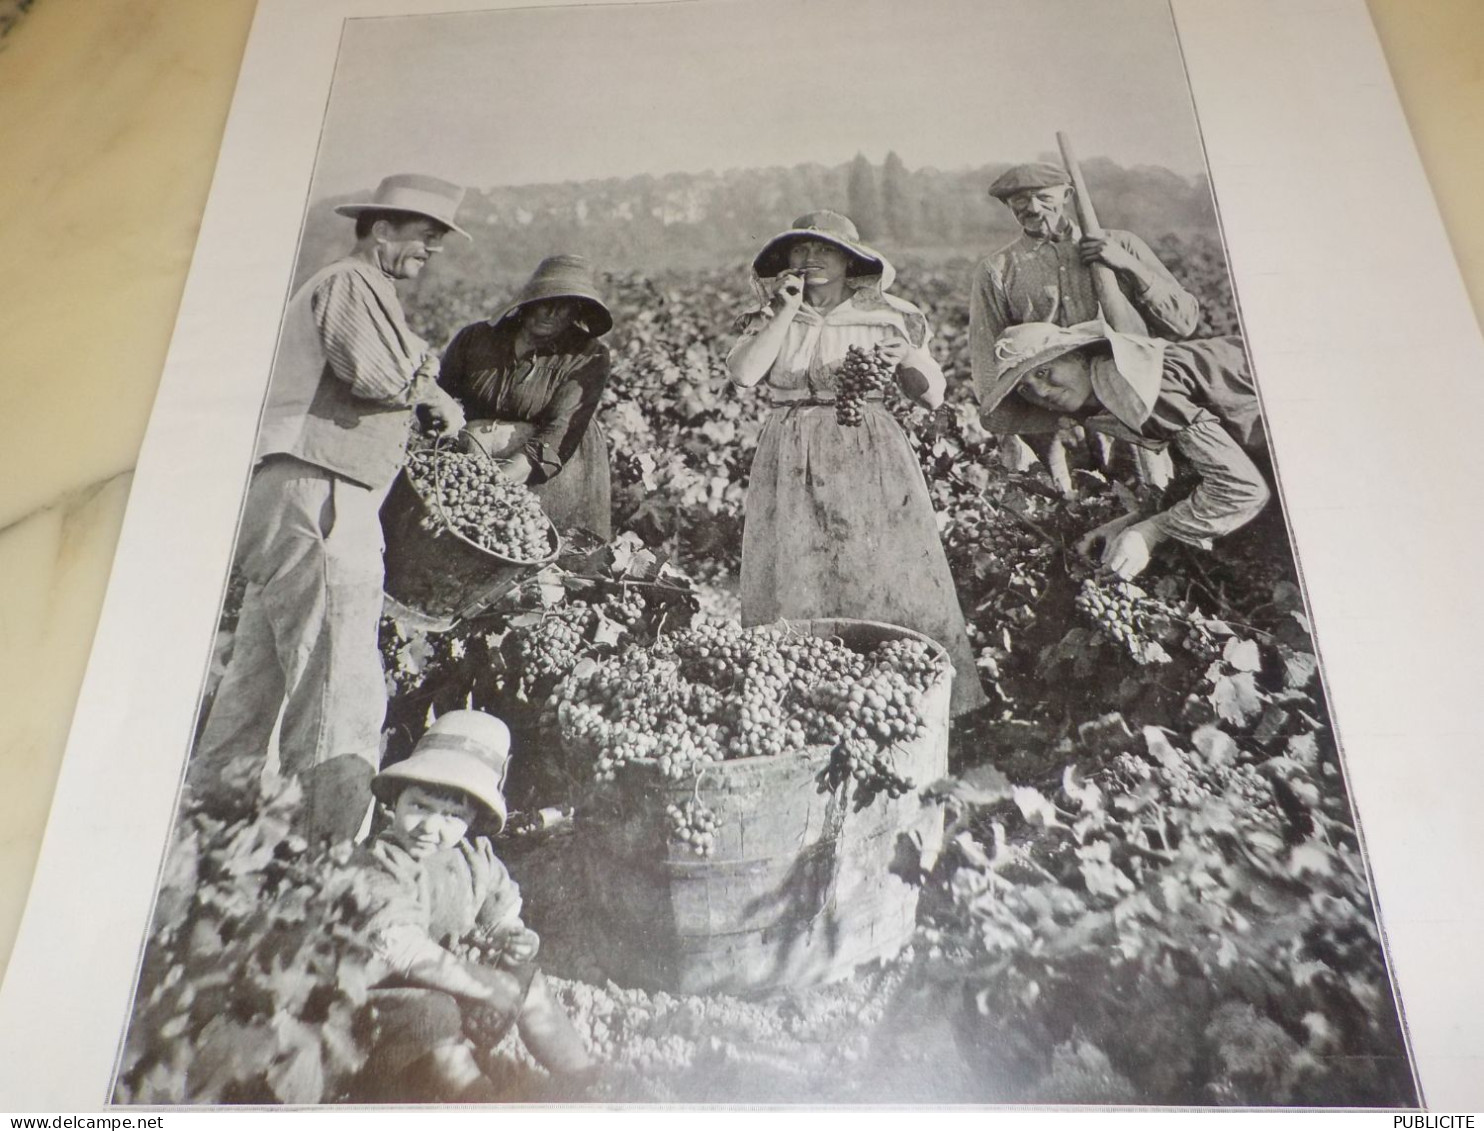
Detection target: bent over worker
<box><xmin>190</xmin><ymin>174</ymin><xmax>469</xmax><ymax>840</ymax></box>
<box><xmin>977</xmin><ymin>320</ymin><xmax>1270</xmax><ymax>581</ymax></box>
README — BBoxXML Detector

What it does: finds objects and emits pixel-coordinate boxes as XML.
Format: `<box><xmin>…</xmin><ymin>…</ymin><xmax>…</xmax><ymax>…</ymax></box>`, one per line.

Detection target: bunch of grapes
<box><xmin>449</xmin><ymin>931</ymin><xmax>511</xmax><ymax>966</ymax></box>
<box><xmin>504</xmin><ymin>604</ymin><xmax>597</xmax><ymax>700</ymax></box>
<box><xmin>823</xmin><ymin>739</ymin><xmax>916</xmax><ymax>801</ymax></box>
<box><xmin>834</xmin><ymin>344</ymin><xmax>896</xmax><ymax>426</ymax></box>
<box><xmin>666</xmin><ymin>797</ymin><xmax>718</xmax><ymax>857</ymax></box>
<box><xmin>1075</xmin><ymin>576</ymin><xmax>1219</xmax><ymax>665</ymax></box>
<box><xmin>406</xmin><ymin>447</ymin><xmax>553</xmax><ymax>562</ymax></box>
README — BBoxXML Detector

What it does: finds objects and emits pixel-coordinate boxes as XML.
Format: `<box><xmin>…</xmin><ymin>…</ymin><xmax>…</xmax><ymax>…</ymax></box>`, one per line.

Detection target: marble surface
<box><xmin>0</xmin><ymin>0</ymin><xmax>1481</xmax><ymax>975</ymax></box>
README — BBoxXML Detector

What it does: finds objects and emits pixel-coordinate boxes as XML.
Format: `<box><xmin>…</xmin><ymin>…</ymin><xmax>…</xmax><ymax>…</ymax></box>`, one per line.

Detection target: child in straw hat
<box><xmin>351</xmin><ymin>710</ymin><xmax>593</xmax><ymax>1102</ymax></box>
<box><xmin>978</xmin><ymin>320</ymin><xmax>1270</xmax><ymax>581</ymax></box>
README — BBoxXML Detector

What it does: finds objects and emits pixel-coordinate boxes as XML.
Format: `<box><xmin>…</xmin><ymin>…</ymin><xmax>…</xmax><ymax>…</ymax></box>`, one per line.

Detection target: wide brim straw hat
<box><xmin>334</xmin><ymin>173</ymin><xmax>472</xmax><ymax>240</ymax></box>
<box><xmin>751</xmin><ymin>210</ymin><xmax>887</xmax><ymax>279</ymax></box>
<box><xmin>978</xmin><ymin>319</ymin><xmax>1165</xmax><ymax>435</ymax></box>
<box><xmin>372</xmin><ymin>710</ymin><xmax>511</xmax><ymax>833</ymax></box>
<box><xmin>489</xmin><ymin>254</ymin><xmax>614</xmax><ymax>337</ymax></box>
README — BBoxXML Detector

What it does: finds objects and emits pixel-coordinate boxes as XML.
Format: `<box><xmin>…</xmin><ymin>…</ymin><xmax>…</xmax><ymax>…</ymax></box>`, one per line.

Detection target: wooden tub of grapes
<box><xmin>558</xmin><ymin>618</ymin><xmax>952</xmax><ymax>996</ymax></box>
<box><xmin>380</xmin><ymin>445</ymin><xmax>560</xmax><ymax>631</ymax></box>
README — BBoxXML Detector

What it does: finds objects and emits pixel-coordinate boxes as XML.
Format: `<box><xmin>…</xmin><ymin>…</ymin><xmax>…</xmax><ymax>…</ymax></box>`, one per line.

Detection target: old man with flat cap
<box><xmin>191</xmin><ymin>174</ymin><xmax>470</xmax><ymax>841</ymax></box>
<box><xmin>970</xmin><ymin>162</ymin><xmax>1200</xmax><ymax>480</ymax></box>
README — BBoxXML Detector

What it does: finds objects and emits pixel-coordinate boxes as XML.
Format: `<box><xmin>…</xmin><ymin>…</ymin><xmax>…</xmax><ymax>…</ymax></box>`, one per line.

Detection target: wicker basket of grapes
<box><xmin>380</xmin><ymin>445</ymin><xmax>561</xmax><ymax>631</ymax></box>
<box><xmin>557</xmin><ymin>618</ymin><xmax>954</xmax><ymax>996</ymax></box>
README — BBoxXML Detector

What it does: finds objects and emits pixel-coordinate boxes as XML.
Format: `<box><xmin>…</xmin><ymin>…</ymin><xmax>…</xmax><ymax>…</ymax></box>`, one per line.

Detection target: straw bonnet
<box><xmin>334</xmin><ymin>173</ymin><xmax>471</xmax><ymax>240</ymax></box>
<box><xmin>489</xmin><ymin>254</ymin><xmax>613</xmax><ymax>337</ymax></box>
<box><xmin>987</xmin><ymin>162</ymin><xmax>1072</xmax><ymax>201</ymax></box>
<box><xmin>751</xmin><ymin>211</ymin><xmax>887</xmax><ymax>279</ymax></box>
<box><xmin>372</xmin><ymin>710</ymin><xmax>512</xmax><ymax>832</ymax></box>
<box><xmin>978</xmin><ymin>319</ymin><xmax>1167</xmax><ymax>435</ymax></box>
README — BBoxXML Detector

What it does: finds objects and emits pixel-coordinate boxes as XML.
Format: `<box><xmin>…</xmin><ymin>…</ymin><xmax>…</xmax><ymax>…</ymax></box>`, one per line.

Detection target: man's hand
<box><xmin>1078</xmin><ymin>235</ymin><xmax>1141</xmax><ymax>276</ymax></box>
<box><xmin>419</xmin><ymin>384</ymin><xmax>466</xmax><ymax>436</ymax></box>
<box><xmin>1078</xmin><ymin>515</ymin><xmax>1164</xmax><ymax>580</ymax></box>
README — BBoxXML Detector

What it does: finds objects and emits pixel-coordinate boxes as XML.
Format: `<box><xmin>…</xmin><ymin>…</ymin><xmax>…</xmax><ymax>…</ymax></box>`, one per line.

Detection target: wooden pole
<box><xmin>1056</xmin><ymin>130</ymin><xmax>1144</xmax><ymax>335</ymax></box>
<box><xmin>1056</xmin><ymin>132</ymin><xmax>1172</xmax><ymax>488</ymax></box>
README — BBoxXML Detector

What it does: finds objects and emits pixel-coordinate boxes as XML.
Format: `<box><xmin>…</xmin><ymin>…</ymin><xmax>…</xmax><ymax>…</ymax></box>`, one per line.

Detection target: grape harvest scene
<box><xmin>116</xmin><ymin>146</ymin><xmax>1417</xmax><ymax>1108</ymax></box>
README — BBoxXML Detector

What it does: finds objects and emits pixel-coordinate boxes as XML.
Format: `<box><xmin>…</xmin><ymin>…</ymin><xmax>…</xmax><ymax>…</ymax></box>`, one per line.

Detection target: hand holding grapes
<box><xmin>874</xmin><ymin>336</ymin><xmax>910</xmax><ymax>370</ymax></box>
<box><xmin>1079</xmin><ymin>513</ymin><xmax>1164</xmax><ymax>580</ymax></box>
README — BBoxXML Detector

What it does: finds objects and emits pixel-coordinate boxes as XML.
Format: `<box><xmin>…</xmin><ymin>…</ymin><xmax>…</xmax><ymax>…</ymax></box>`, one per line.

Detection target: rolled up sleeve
<box><xmin>1146</xmin><ymin>419</ymin><xmax>1270</xmax><ymax>548</ymax></box>
<box><xmin>312</xmin><ymin>268</ymin><xmax>426</xmax><ymax>405</ymax></box>
<box><xmin>524</xmin><ymin>348</ymin><xmax>609</xmax><ymax>482</ymax></box>
<box><xmin>1115</xmin><ymin>232</ymin><xmax>1201</xmax><ymax>340</ymax></box>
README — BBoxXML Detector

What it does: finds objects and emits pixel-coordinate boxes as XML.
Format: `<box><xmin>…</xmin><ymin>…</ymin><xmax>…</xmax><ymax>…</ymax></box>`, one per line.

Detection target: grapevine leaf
<box><xmin>1281</xmin><ymin>649</ymin><xmax>1319</xmax><ymax>690</ymax></box>
<box><xmin>1210</xmin><ymin>672</ymin><xmax>1264</xmax><ymax>725</ymax></box>
<box><xmin>1012</xmin><ymin>786</ymin><xmax>1061</xmax><ymax>828</ymax></box>
<box><xmin>1192</xmin><ymin>725</ymin><xmax>1239</xmax><ymax>770</ymax></box>
<box><xmin>1285</xmin><ymin>731</ymin><xmax>1320</xmax><ymax>768</ymax></box>
<box><xmin>926</xmin><ymin>764</ymin><xmax>1013</xmax><ymax>809</ymax></box>
<box><xmin>591</xmin><ymin>614</ymin><xmax>625</xmax><ymax>648</ymax></box>
<box><xmin>1142</xmin><ymin>727</ymin><xmax>1185</xmax><ymax>771</ymax></box>
<box><xmin>267</xmin><ymin>1030</ymin><xmax>325</xmax><ymax>1104</ymax></box>
<box><xmin>1222</xmin><ymin>638</ymin><xmax>1262</xmax><ymax>673</ymax></box>
<box><xmin>1285</xmin><ymin>842</ymin><xmax>1334</xmax><ymax>879</ymax></box>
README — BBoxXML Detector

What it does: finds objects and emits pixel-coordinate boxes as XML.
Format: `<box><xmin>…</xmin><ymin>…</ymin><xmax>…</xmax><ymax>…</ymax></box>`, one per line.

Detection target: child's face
<box><xmin>390</xmin><ymin>784</ymin><xmax>478</xmax><ymax>858</ymax></box>
<box><xmin>1016</xmin><ymin>352</ymin><xmax>1096</xmax><ymax>414</ymax></box>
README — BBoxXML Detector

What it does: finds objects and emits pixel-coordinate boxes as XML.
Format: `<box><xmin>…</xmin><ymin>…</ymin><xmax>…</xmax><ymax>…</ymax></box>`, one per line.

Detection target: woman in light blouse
<box><xmin>727</xmin><ymin>211</ymin><xmax>985</xmax><ymax>717</ymax></box>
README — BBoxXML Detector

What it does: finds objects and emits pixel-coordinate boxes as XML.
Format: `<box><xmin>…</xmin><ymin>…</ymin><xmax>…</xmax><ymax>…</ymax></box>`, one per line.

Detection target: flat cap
<box><xmin>987</xmin><ymin>162</ymin><xmax>1071</xmax><ymax>200</ymax></box>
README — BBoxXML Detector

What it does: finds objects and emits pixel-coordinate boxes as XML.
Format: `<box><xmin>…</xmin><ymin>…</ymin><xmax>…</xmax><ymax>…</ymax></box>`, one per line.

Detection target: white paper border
<box><xmin>1</xmin><ymin>0</ymin><xmax>1480</xmax><ymax>1110</ymax></box>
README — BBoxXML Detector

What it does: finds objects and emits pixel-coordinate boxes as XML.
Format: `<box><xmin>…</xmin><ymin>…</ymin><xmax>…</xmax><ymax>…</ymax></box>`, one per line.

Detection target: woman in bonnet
<box><xmin>727</xmin><ymin>211</ymin><xmax>985</xmax><ymax>717</ymax></box>
<box><xmin>438</xmin><ymin>254</ymin><xmax>614</xmax><ymax>539</ymax></box>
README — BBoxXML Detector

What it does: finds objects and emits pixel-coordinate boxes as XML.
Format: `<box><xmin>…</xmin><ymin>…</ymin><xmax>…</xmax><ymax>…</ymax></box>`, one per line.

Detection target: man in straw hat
<box><xmin>352</xmin><ymin>710</ymin><xmax>595</xmax><ymax>1102</ymax></box>
<box><xmin>978</xmin><ymin>319</ymin><xmax>1269</xmax><ymax>580</ymax></box>
<box><xmin>969</xmin><ymin>162</ymin><xmax>1201</xmax><ymax>488</ymax></box>
<box><xmin>190</xmin><ymin>174</ymin><xmax>472</xmax><ymax>841</ymax></box>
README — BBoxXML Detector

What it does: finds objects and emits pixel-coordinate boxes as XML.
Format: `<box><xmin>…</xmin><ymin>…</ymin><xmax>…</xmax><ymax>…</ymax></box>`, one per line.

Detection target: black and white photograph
<box><xmin>11</xmin><ymin>0</ymin><xmax>1484</xmax><ymax>1113</ymax></box>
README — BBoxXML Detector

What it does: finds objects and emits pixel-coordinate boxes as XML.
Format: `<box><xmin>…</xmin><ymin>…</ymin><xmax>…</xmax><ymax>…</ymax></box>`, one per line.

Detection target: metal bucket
<box><xmin>379</xmin><ymin>464</ymin><xmax>560</xmax><ymax>632</ymax></box>
<box><xmin>567</xmin><ymin>618</ymin><xmax>951</xmax><ymax>996</ymax></box>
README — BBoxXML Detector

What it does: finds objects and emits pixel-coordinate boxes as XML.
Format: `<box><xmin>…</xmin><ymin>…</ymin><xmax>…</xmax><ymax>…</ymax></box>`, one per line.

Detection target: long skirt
<box><xmin>740</xmin><ymin>403</ymin><xmax>986</xmax><ymax>717</ymax></box>
<box><xmin>530</xmin><ymin>421</ymin><xmax>612</xmax><ymax>541</ymax></box>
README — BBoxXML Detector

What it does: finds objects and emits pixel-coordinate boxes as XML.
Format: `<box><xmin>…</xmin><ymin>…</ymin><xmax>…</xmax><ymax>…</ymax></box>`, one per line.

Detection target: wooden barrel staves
<box><xmin>379</xmin><ymin>463</ymin><xmax>560</xmax><ymax>632</ymax></box>
<box><xmin>568</xmin><ymin>618</ymin><xmax>951</xmax><ymax>997</ymax></box>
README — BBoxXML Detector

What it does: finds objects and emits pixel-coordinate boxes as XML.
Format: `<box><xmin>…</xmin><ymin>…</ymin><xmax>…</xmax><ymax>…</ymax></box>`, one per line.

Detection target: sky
<box><xmin>312</xmin><ymin>0</ymin><xmax>1208</xmax><ymax>199</ymax></box>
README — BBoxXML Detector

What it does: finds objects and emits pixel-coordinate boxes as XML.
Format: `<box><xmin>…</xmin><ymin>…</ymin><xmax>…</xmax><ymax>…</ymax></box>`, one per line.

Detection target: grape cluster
<box><xmin>449</xmin><ymin>931</ymin><xmax>512</xmax><ymax>966</ymax></box>
<box><xmin>824</xmin><ymin>739</ymin><xmax>916</xmax><ymax>801</ymax></box>
<box><xmin>505</xmin><ymin>604</ymin><xmax>595</xmax><ymax>700</ymax></box>
<box><xmin>406</xmin><ymin>447</ymin><xmax>553</xmax><ymax>562</ymax></box>
<box><xmin>1075</xmin><ymin>577</ymin><xmax>1218</xmax><ymax>665</ymax></box>
<box><xmin>666</xmin><ymin>797</ymin><xmax>718</xmax><ymax>856</ymax></box>
<box><xmin>558</xmin><ymin>623</ymin><xmax>948</xmax><ymax>793</ymax></box>
<box><xmin>834</xmin><ymin>344</ymin><xmax>895</xmax><ymax>426</ymax></box>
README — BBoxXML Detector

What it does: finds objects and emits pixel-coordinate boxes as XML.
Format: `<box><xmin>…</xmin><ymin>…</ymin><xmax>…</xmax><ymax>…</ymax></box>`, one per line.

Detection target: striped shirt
<box><xmin>256</xmin><ymin>256</ymin><xmax>431</xmax><ymax>489</ymax></box>
<box><xmin>311</xmin><ymin>260</ymin><xmax>427</xmax><ymax>403</ymax></box>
